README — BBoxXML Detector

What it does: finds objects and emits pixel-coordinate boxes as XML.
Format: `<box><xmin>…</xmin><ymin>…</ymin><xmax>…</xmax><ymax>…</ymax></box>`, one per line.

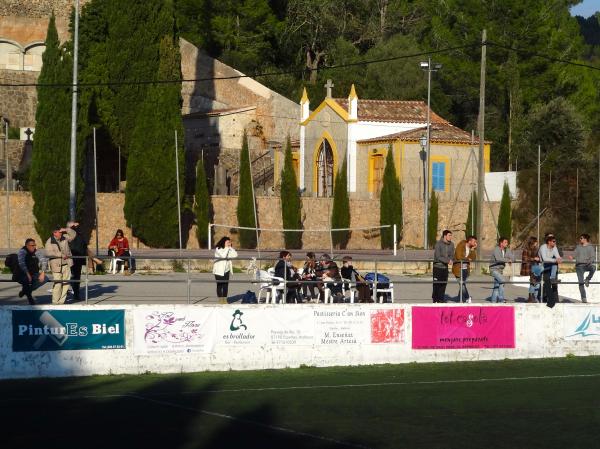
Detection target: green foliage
<box><xmin>331</xmin><ymin>159</ymin><xmax>350</xmax><ymax>249</ymax></box>
<box><xmin>29</xmin><ymin>14</ymin><xmax>73</xmax><ymax>238</ymax></box>
<box><xmin>427</xmin><ymin>192</ymin><xmax>438</xmax><ymax>249</ymax></box>
<box><xmin>194</xmin><ymin>157</ymin><xmax>212</xmax><ymax>248</ymax></box>
<box><xmin>280</xmin><ymin>136</ymin><xmax>302</xmax><ymax>249</ymax></box>
<box><xmin>465</xmin><ymin>191</ymin><xmax>478</xmax><ymax>238</ymax></box>
<box><xmin>124</xmin><ymin>25</ymin><xmax>184</xmax><ymax>247</ymax></box>
<box><xmin>7</xmin><ymin>127</ymin><xmax>20</xmax><ymax>140</ymax></box>
<box><xmin>380</xmin><ymin>146</ymin><xmax>402</xmax><ymax>249</ymax></box>
<box><xmin>498</xmin><ymin>182</ymin><xmax>512</xmax><ymax>240</ymax></box>
<box><xmin>236</xmin><ymin>133</ymin><xmax>257</xmax><ymax>248</ymax></box>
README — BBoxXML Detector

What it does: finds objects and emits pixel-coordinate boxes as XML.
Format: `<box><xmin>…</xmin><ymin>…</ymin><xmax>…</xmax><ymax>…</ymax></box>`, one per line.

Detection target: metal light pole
<box><xmin>68</xmin><ymin>0</ymin><xmax>80</xmax><ymax>221</ymax></box>
<box><xmin>419</xmin><ymin>135</ymin><xmax>427</xmax><ymax>202</ymax></box>
<box><xmin>420</xmin><ymin>58</ymin><xmax>442</xmax><ymax>249</ymax></box>
<box><xmin>2</xmin><ymin>119</ymin><xmax>10</xmax><ymax>249</ymax></box>
<box><xmin>175</xmin><ymin>130</ymin><xmax>182</xmax><ymax>256</ymax></box>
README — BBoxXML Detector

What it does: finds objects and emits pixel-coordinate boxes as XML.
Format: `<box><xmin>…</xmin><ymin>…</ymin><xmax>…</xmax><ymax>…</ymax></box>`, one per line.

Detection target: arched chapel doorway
<box><xmin>316</xmin><ymin>139</ymin><xmax>334</xmax><ymax>197</ymax></box>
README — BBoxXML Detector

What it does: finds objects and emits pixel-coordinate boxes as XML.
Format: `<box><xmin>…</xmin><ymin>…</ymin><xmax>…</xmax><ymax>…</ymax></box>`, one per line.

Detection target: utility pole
<box><xmin>68</xmin><ymin>0</ymin><xmax>80</xmax><ymax>220</ymax></box>
<box><xmin>476</xmin><ymin>29</ymin><xmax>487</xmax><ymax>244</ymax></box>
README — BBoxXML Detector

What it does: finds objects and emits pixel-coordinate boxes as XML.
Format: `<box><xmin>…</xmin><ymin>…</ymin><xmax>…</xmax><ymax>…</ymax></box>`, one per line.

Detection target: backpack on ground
<box><xmin>241</xmin><ymin>290</ymin><xmax>258</xmax><ymax>304</ymax></box>
<box><xmin>4</xmin><ymin>253</ymin><xmax>19</xmax><ymax>275</ymax></box>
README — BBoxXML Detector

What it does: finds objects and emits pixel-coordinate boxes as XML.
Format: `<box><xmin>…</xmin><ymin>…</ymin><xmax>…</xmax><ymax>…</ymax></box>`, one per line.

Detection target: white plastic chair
<box><xmin>341</xmin><ymin>278</ymin><xmax>357</xmax><ymax>303</ymax></box>
<box><xmin>257</xmin><ymin>269</ymin><xmax>288</xmax><ymax>303</ymax></box>
<box><xmin>373</xmin><ymin>282</ymin><xmax>394</xmax><ymax>303</ymax></box>
<box><xmin>109</xmin><ymin>257</ymin><xmax>125</xmax><ymax>274</ymax></box>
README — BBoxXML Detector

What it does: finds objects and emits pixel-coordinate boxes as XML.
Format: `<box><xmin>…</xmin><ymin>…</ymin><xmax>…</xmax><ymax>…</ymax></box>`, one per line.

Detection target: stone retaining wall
<box><xmin>0</xmin><ymin>192</ymin><xmax>501</xmax><ymax>250</ymax></box>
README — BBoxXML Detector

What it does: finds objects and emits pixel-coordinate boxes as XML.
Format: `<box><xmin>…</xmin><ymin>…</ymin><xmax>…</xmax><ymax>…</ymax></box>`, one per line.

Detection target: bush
<box><xmin>237</xmin><ymin>132</ymin><xmax>257</xmax><ymax>248</ymax></box>
<box><xmin>427</xmin><ymin>191</ymin><xmax>438</xmax><ymax>248</ymax></box>
<box><xmin>280</xmin><ymin>136</ymin><xmax>302</xmax><ymax>248</ymax></box>
<box><xmin>331</xmin><ymin>159</ymin><xmax>350</xmax><ymax>249</ymax></box>
<box><xmin>380</xmin><ymin>146</ymin><xmax>402</xmax><ymax>249</ymax></box>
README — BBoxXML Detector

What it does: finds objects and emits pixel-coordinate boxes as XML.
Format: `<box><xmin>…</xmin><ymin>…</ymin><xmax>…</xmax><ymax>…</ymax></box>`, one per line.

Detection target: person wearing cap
<box><xmin>45</xmin><ymin>223</ymin><xmax>77</xmax><ymax>304</ymax></box>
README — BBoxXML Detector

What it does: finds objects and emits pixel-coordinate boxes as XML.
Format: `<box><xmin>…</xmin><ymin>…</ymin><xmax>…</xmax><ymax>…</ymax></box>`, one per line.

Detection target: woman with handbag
<box><xmin>213</xmin><ymin>236</ymin><xmax>238</xmax><ymax>304</ymax></box>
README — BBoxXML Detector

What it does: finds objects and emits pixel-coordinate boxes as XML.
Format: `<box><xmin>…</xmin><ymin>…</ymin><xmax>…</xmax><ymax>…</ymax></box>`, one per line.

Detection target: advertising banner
<box><xmin>370</xmin><ymin>309</ymin><xmax>405</xmax><ymax>344</ymax></box>
<box><xmin>263</xmin><ymin>309</ymin><xmax>314</xmax><ymax>345</ymax></box>
<box><xmin>12</xmin><ymin>309</ymin><xmax>125</xmax><ymax>352</ymax></box>
<box><xmin>215</xmin><ymin>307</ymin><xmax>268</xmax><ymax>346</ymax></box>
<box><xmin>412</xmin><ymin>306</ymin><xmax>515</xmax><ymax>349</ymax></box>
<box><xmin>564</xmin><ymin>308</ymin><xmax>600</xmax><ymax>340</ymax></box>
<box><xmin>133</xmin><ymin>309</ymin><xmax>216</xmax><ymax>354</ymax></box>
<box><xmin>313</xmin><ymin>308</ymin><xmax>369</xmax><ymax>345</ymax></box>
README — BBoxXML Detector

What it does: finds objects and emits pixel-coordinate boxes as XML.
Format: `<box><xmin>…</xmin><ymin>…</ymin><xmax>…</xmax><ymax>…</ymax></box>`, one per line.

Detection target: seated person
<box><xmin>108</xmin><ymin>229</ymin><xmax>136</xmax><ymax>273</ymax></box>
<box><xmin>16</xmin><ymin>238</ymin><xmax>47</xmax><ymax>305</ymax></box>
<box><xmin>274</xmin><ymin>251</ymin><xmax>303</xmax><ymax>303</ymax></box>
<box><xmin>340</xmin><ymin>256</ymin><xmax>371</xmax><ymax>302</ymax></box>
<box><xmin>322</xmin><ymin>263</ymin><xmax>345</xmax><ymax>303</ymax></box>
<box><xmin>301</xmin><ymin>252</ymin><xmax>318</xmax><ymax>301</ymax></box>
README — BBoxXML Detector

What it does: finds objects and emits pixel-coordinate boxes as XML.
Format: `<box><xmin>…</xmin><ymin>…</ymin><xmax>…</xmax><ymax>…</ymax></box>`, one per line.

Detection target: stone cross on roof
<box><xmin>324</xmin><ymin>79</ymin><xmax>334</xmax><ymax>98</ymax></box>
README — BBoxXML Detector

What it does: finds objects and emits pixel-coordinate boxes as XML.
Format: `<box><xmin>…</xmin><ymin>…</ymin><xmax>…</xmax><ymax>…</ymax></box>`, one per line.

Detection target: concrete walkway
<box><xmin>0</xmin><ymin>272</ymin><xmax>585</xmax><ymax>306</ymax></box>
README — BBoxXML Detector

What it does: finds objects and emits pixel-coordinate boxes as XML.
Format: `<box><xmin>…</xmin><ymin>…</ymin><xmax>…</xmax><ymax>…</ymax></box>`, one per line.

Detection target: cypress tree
<box><xmin>106</xmin><ymin>0</ymin><xmax>169</xmax><ymax>153</ymax></box>
<box><xmin>124</xmin><ymin>24</ymin><xmax>184</xmax><ymax>247</ymax></box>
<box><xmin>30</xmin><ymin>14</ymin><xmax>73</xmax><ymax>238</ymax></box>
<box><xmin>380</xmin><ymin>146</ymin><xmax>403</xmax><ymax>249</ymax></box>
<box><xmin>280</xmin><ymin>136</ymin><xmax>302</xmax><ymax>248</ymax></box>
<box><xmin>427</xmin><ymin>191</ymin><xmax>439</xmax><ymax>249</ymax></box>
<box><xmin>465</xmin><ymin>191</ymin><xmax>478</xmax><ymax>238</ymax></box>
<box><xmin>331</xmin><ymin>159</ymin><xmax>350</xmax><ymax>249</ymax></box>
<box><xmin>237</xmin><ymin>132</ymin><xmax>257</xmax><ymax>248</ymax></box>
<box><xmin>498</xmin><ymin>182</ymin><xmax>512</xmax><ymax>239</ymax></box>
<box><xmin>194</xmin><ymin>157</ymin><xmax>212</xmax><ymax>248</ymax></box>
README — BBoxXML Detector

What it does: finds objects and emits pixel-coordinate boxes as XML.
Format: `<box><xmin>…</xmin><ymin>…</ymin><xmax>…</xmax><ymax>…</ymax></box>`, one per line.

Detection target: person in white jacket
<box><xmin>213</xmin><ymin>237</ymin><xmax>238</xmax><ymax>304</ymax></box>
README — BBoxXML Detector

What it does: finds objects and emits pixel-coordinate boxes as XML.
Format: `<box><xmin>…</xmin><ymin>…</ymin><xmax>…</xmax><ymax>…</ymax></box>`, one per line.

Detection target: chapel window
<box><xmin>316</xmin><ymin>140</ymin><xmax>334</xmax><ymax>197</ymax></box>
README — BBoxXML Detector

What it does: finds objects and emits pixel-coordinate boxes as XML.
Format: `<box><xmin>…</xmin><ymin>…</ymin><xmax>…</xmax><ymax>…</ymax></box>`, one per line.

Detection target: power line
<box><xmin>0</xmin><ymin>44</ymin><xmax>477</xmax><ymax>88</ymax></box>
<box><xmin>486</xmin><ymin>41</ymin><xmax>600</xmax><ymax>71</ymax></box>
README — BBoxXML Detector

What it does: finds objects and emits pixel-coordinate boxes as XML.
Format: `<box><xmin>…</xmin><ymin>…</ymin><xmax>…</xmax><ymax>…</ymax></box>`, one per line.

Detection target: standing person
<box><xmin>452</xmin><ymin>235</ymin><xmax>477</xmax><ymax>303</ymax></box>
<box><xmin>212</xmin><ymin>236</ymin><xmax>237</xmax><ymax>304</ymax></box>
<box><xmin>16</xmin><ymin>238</ymin><xmax>47</xmax><ymax>305</ymax></box>
<box><xmin>432</xmin><ymin>230</ymin><xmax>455</xmax><ymax>303</ymax></box>
<box><xmin>569</xmin><ymin>233</ymin><xmax>596</xmax><ymax>303</ymax></box>
<box><xmin>108</xmin><ymin>229</ymin><xmax>135</xmax><ymax>274</ymax></box>
<box><xmin>538</xmin><ymin>235</ymin><xmax>562</xmax><ymax>307</ymax></box>
<box><xmin>489</xmin><ymin>237</ymin><xmax>513</xmax><ymax>303</ymax></box>
<box><xmin>45</xmin><ymin>224</ymin><xmax>77</xmax><ymax>305</ymax></box>
<box><xmin>520</xmin><ymin>236</ymin><xmax>541</xmax><ymax>303</ymax></box>
<box><xmin>68</xmin><ymin>223</ymin><xmax>87</xmax><ymax>302</ymax></box>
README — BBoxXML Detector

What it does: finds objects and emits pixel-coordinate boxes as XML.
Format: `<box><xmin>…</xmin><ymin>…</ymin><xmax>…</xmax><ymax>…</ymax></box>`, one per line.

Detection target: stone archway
<box><xmin>316</xmin><ymin>139</ymin><xmax>334</xmax><ymax>197</ymax></box>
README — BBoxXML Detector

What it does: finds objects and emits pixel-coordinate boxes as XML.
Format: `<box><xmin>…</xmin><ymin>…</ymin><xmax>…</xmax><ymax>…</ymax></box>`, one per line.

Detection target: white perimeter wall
<box><xmin>1</xmin><ymin>303</ymin><xmax>599</xmax><ymax>380</ymax></box>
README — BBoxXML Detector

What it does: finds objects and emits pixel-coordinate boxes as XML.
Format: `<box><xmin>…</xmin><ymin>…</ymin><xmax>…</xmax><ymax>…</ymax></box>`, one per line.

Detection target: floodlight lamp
<box><xmin>419</xmin><ymin>61</ymin><xmax>429</xmax><ymax>69</ymax></box>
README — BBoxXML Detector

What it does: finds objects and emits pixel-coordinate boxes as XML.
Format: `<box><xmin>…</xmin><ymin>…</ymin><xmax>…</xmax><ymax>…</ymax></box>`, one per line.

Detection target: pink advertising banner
<box><xmin>411</xmin><ymin>306</ymin><xmax>515</xmax><ymax>349</ymax></box>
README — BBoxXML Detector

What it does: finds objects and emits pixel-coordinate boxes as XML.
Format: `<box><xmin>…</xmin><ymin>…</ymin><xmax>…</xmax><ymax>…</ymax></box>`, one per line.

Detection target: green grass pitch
<box><xmin>2</xmin><ymin>357</ymin><xmax>599</xmax><ymax>449</ymax></box>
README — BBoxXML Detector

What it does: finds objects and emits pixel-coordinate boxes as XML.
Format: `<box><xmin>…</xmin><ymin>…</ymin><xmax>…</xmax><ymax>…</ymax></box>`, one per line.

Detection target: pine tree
<box><xmin>29</xmin><ymin>14</ymin><xmax>73</xmax><ymax>238</ymax></box>
<box><xmin>237</xmin><ymin>132</ymin><xmax>257</xmax><ymax>248</ymax></box>
<box><xmin>465</xmin><ymin>191</ymin><xmax>478</xmax><ymax>238</ymax></box>
<box><xmin>280</xmin><ymin>136</ymin><xmax>302</xmax><ymax>248</ymax></box>
<box><xmin>498</xmin><ymin>182</ymin><xmax>512</xmax><ymax>239</ymax></box>
<box><xmin>124</xmin><ymin>24</ymin><xmax>184</xmax><ymax>247</ymax></box>
<box><xmin>427</xmin><ymin>192</ymin><xmax>439</xmax><ymax>249</ymax></box>
<box><xmin>380</xmin><ymin>146</ymin><xmax>402</xmax><ymax>249</ymax></box>
<box><xmin>194</xmin><ymin>157</ymin><xmax>212</xmax><ymax>248</ymax></box>
<box><xmin>331</xmin><ymin>159</ymin><xmax>350</xmax><ymax>249</ymax></box>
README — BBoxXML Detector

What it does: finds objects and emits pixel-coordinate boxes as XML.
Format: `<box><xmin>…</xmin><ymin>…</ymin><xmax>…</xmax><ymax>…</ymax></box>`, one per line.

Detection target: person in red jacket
<box><xmin>108</xmin><ymin>229</ymin><xmax>135</xmax><ymax>273</ymax></box>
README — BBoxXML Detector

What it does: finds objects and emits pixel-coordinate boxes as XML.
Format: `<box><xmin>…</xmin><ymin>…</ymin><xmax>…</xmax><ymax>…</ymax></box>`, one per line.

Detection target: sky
<box><xmin>570</xmin><ymin>0</ymin><xmax>599</xmax><ymax>17</ymax></box>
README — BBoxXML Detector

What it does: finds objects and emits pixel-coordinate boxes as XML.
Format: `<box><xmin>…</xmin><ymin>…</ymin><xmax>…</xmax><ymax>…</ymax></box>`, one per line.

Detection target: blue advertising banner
<box><xmin>12</xmin><ymin>309</ymin><xmax>126</xmax><ymax>352</ymax></box>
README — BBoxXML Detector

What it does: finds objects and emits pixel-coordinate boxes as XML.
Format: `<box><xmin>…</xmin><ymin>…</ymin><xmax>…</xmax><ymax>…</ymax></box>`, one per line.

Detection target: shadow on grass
<box><xmin>2</xmin><ymin>374</ymin><xmax>368</xmax><ymax>449</ymax></box>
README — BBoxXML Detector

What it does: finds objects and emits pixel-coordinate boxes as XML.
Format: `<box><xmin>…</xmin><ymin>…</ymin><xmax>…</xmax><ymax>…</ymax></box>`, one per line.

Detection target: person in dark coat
<box><xmin>16</xmin><ymin>238</ymin><xmax>47</xmax><ymax>305</ymax></box>
<box><xmin>69</xmin><ymin>224</ymin><xmax>88</xmax><ymax>302</ymax></box>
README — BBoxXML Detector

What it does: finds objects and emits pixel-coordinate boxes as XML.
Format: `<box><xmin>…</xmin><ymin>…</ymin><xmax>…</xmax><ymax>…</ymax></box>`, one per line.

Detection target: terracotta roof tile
<box><xmin>357</xmin><ymin>123</ymin><xmax>491</xmax><ymax>145</ymax></box>
<box><xmin>333</xmin><ymin>98</ymin><xmax>448</xmax><ymax>124</ymax></box>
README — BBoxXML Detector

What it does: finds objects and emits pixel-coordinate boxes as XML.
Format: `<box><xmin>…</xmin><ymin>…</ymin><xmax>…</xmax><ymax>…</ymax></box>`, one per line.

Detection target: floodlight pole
<box><xmin>175</xmin><ymin>130</ymin><xmax>182</xmax><ymax>256</ymax></box>
<box><xmin>476</xmin><ymin>29</ymin><xmax>487</xmax><ymax>246</ymax></box>
<box><xmin>68</xmin><ymin>0</ymin><xmax>80</xmax><ymax>221</ymax></box>
<box><xmin>420</xmin><ymin>58</ymin><xmax>442</xmax><ymax>249</ymax></box>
